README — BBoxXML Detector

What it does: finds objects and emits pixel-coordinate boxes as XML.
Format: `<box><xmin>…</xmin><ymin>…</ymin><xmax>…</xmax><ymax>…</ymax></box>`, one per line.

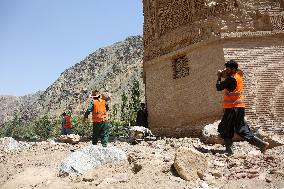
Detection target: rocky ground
<box><xmin>0</xmin><ymin>136</ymin><xmax>284</xmax><ymax>189</ymax></box>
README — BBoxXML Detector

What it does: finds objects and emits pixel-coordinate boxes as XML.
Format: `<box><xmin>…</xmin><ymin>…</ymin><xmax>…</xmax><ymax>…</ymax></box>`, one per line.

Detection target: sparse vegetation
<box><xmin>70</xmin><ymin>114</ymin><xmax>92</xmax><ymax>139</ymax></box>
<box><xmin>0</xmin><ymin>114</ymin><xmax>59</xmax><ymax>141</ymax></box>
<box><xmin>110</xmin><ymin>79</ymin><xmax>142</xmax><ymax>136</ymax></box>
<box><xmin>0</xmin><ymin>79</ymin><xmax>143</xmax><ymax>140</ymax></box>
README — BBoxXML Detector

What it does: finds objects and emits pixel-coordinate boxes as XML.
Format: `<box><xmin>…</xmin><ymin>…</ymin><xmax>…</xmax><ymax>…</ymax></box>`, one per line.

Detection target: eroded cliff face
<box><xmin>0</xmin><ymin>35</ymin><xmax>144</xmax><ymax>124</ymax></box>
<box><xmin>143</xmin><ymin>0</ymin><xmax>284</xmax><ymax>61</ymax></box>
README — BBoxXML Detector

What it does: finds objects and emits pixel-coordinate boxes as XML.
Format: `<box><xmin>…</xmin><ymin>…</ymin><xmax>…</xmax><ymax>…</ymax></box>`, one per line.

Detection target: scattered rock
<box><xmin>266</xmin><ymin>177</ymin><xmax>272</xmax><ymax>183</ymax></box>
<box><xmin>58</xmin><ymin>134</ymin><xmax>80</xmax><ymax>144</ymax></box>
<box><xmin>202</xmin><ymin>122</ymin><xmax>284</xmax><ymax>150</ymax></box>
<box><xmin>202</xmin><ymin>121</ymin><xmax>242</xmax><ymax>144</ymax></box>
<box><xmin>248</xmin><ymin>150</ymin><xmax>261</xmax><ymax>156</ymax></box>
<box><xmin>200</xmin><ymin>182</ymin><xmax>209</xmax><ymax>189</ymax></box>
<box><xmin>132</xmin><ymin>163</ymin><xmax>142</xmax><ymax>174</ymax></box>
<box><xmin>210</xmin><ymin>170</ymin><xmax>223</xmax><ymax>178</ymax></box>
<box><xmin>129</xmin><ymin>126</ymin><xmax>155</xmax><ymax>143</ymax></box>
<box><xmin>112</xmin><ymin>173</ymin><xmax>129</xmax><ymax>183</ymax></box>
<box><xmin>173</xmin><ymin>147</ymin><xmax>209</xmax><ymax>181</ymax></box>
<box><xmin>213</xmin><ymin>160</ymin><xmax>225</xmax><ymax>167</ymax></box>
<box><xmin>82</xmin><ymin>177</ymin><xmax>94</xmax><ymax>182</ymax></box>
<box><xmin>0</xmin><ymin>137</ymin><xmax>20</xmax><ymax>152</ymax></box>
<box><xmin>59</xmin><ymin>145</ymin><xmax>127</xmax><ymax>176</ymax></box>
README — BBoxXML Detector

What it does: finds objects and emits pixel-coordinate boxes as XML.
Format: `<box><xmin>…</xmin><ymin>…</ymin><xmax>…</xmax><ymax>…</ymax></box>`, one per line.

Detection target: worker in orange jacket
<box><xmin>61</xmin><ymin>112</ymin><xmax>72</xmax><ymax>135</ymax></box>
<box><xmin>216</xmin><ymin>60</ymin><xmax>269</xmax><ymax>154</ymax></box>
<box><xmin>83</xmin><ymin>90</ymin><xmax>111</xmax><ymax>147</ymax></box>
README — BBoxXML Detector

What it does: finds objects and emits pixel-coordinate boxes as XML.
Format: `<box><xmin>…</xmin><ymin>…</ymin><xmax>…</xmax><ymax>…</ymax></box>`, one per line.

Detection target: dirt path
<box><xmin>0</xmin><ymin>138</ymin><xmax>284</xmax><ymax>189</ymax></box>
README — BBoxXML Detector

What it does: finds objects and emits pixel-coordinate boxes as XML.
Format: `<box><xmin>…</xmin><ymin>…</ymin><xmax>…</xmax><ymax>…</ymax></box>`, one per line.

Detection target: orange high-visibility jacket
<box><xmin>223</xmin><ymin>73</ymin><xmax>245</xmax><ymax>108</ymax></box>
<box><xmin>92</xmin><ymin>99</ymin><xmax>108</xmax><ymax>123</ymax></box>
<box><xmin>63</xmin><ymin>115</ymin><xmax>72</xmax><ymax>128</ymax></box>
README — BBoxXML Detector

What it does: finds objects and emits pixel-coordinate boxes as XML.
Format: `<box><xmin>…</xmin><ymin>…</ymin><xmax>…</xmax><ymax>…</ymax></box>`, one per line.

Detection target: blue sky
<box><xmin>0</xmin><ymin>0</ymin><xmax>143</xmax><ymax>96</ymax></box>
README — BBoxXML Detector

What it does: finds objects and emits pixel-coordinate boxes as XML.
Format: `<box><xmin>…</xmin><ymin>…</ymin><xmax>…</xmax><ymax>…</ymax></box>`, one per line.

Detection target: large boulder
<box><xmin>58</xmin><ymin>134</ymin><xmax>80</xmax><ymax>144</ymax></box>
<box><xmin>0</xmin><ymin>137</ymin><xmax>20</xmax><ymax>152</ymax></box>
<box><xmin>59</xmin><ymin>145</ymin><xmax>127</xmax><ymax>176</ymax></box>
<box><xmin>202</xmin><ymin>121</ymin><xmax>242</xmax><ymax>144</ymax></box>
<box><xmin>173</xmin><ymin>147</ymin><xmax>209</xmax><ymax>181</ymax></box>
<box><xmin>202</xmin><ymin>121</ymin><xmax>223</xmax><ymax>144</ymax></box>
<box><xmin>129</xmin><ymin>126</ymin><xmax>155</xmax><ymax>143</ymax></box>
<box><xmin>202</xmin><ymin>121</ymin><xmax>284</xmax><ymax>149</ymax></box>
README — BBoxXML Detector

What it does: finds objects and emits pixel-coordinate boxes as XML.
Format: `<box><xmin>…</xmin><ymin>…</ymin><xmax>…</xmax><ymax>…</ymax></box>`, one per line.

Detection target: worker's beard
<box><xmin>227</xmin><ymin>70</ymin><xmax>235</xmax><ymax>76</ymax></box>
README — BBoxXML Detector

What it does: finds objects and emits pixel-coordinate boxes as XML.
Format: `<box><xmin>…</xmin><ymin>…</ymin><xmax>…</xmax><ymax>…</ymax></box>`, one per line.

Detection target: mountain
<box><xmin>0</xmin><ymin>96</ymin><xmax>18</xmax><ymax>125</ymax></box>
<box><xmin>0</xmin><ymin>92</ymin><xmax>43</xmax><ymax>126</ymax></box>
<box><xmin>0</xmin><ymin>35</ymin><xmax>144</xmax><ymax>125</ymax></box>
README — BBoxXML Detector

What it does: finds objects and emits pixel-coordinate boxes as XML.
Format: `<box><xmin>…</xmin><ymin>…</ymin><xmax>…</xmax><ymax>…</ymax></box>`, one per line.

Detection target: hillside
<box><xmin>0</xmin><ymin>96</ymin><xmax>19</xmax><ymax>126</ymax></box>
<box><xmin>0</xmin><ymin>35</ymin><xmax>144</xmax><ymax>124</ymax></box>
<box><xmin>0</xmin><ymin>92</ymin><xmax>43</xmax><ymax>126</ymax></box>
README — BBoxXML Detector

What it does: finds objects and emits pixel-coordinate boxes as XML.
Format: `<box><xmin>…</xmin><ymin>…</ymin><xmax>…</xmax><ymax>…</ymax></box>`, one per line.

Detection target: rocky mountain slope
<box><xmin>0</xmin><ymin>35</ymin><xmax>144</xmax><ymax>124</ymax></box>
<box><xmin>0</xmin><ymin>92</ymin><xmax>43</xmax><ymax>126</ymax></box>
<box><xmin>0</xmin><ymin>96</ymin><xmax>19</xmax><ymax>126</ymax></box>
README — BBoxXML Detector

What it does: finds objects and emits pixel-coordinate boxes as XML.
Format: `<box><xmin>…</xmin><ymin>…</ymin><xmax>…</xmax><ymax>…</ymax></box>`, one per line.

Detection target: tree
<box><xmin>71</xmin><ymin>113</ymin><xmax>92</xmax><ymax>139</ymax></box>
<box><xmin>129</xmin><ymin>79</ymin><xmax>141</xmax><ymax>125</ymax></box>
<box><xmin>120</xmin><ymin>91</ymin><xmax>130</xmax><ymax>125</ymax></box>
<box><xmin>110</xmin><ymin>104</ymin><xmax>119</xmax><ymax>121</ymax></box>
<box><xmin>33</xmin><ymin>115</ymin><xmax>55</xmax><ymax>140</ymax></box>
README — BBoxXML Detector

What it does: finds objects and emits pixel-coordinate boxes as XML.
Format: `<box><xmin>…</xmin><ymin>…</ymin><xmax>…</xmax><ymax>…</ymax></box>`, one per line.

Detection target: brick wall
<box><xmin>145</xmin><ymin>41</ymin><xmax>225</xmax><ymax>137</ymax></box>
<box><xmin>223</xmin><ymin>36</ymin><xmax>284</xmax><ymax>135</ymax></box>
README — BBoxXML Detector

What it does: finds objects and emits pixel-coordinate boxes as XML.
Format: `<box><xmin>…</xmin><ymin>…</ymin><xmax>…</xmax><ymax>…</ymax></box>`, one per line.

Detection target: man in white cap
<box><xmin>83</xmin><ymin>90</ymin><xmax>111</xmax><ymax>147</ymax></box>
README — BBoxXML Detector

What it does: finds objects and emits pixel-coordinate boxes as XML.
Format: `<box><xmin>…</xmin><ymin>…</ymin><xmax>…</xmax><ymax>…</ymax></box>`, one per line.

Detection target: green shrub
<box><xmin>129</xmin><ymin>79</ymin><xmax>141</xmax><ymax>125</ymax></box>
<box><xmin>18</xmin><ymin>125</ymin><xmax>37</xmax><ymax>141</ymax></box>
<box><xmin>0</xmin><ymin>126</ymin><xmax>4</xmax><ymax>138</ymax></box>
<box><xmin>110</xmin><ymin>120</ymin><xmax>129</xmax><ymax>137</ymax></box>
<box><xmin>0</xmin><ymin>113</ymin><xmax>38</xmax><ymax>140</ymax></box>
<box><xmin>0</xmin><ymin>78</ymin><xmax>143</xmax><ymax>141</ymax></box>
<box><xmin>70</xmin><ymin>114</ymin><xmax>92</xmax><ymax>139</ymax></box>
<box><xmin>119</xmin><ymin>79</ymin><xmax>141</xmax><ymax>126</ymax></box>
<box><xmin>32</xmin><ymin>115</ymin><xmax>58</xmax><ymax>140</ymax></box>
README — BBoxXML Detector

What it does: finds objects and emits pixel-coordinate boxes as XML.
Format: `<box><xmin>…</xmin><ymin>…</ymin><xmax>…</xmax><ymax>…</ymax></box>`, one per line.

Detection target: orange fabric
<box><xmin>223</xmin><ymin>73</ymin><xmax>245</xmax><ymax>108</ymax></box>
<box><xmin>92</xmin><ymin>99</ymin><xmax>108</xmax><ymax>123</ymax></box>
<box><xmin>63</xmin><ymin>115</ymin><xmax>72</xmax><ymax>128</ymax></box>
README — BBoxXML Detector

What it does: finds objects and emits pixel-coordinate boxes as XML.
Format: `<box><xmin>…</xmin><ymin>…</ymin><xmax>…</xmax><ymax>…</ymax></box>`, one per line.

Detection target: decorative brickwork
<box><xmin>143</xmin><ymin>0</ymin><xmax>284</xmax><ymax>137</ymax></box>
<box><xmin>270</xmin><ymin>14</ymin><xmax>284</xmax><ymax>30</ymax></box>
<box><xmin>221</xmin><ymin>31</ymin><xmax>280</xmax><ymax>38</ymax></box>
<box><xmin>172</xmin><ymin>56</ymin><xmax>190</xmax><ymax>79</ymax></box>
<box><xmin>143</xmin><ymin>0</ymin><xmax>284</xmax><ymax>61</ymax></box>
<box><xmin>223</xmin><ymin>38</ymin><xmax>284</xmax><ymax>135</ymax></box>
<box><xmin>143</xmin><ymin>0</ymin><xmax>237</xmax><ymax>47</ymax></box>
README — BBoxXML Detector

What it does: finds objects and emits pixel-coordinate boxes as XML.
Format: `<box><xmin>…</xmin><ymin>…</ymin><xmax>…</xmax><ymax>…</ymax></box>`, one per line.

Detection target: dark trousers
<box><xmin>92</xmin><ymin>120</ymin><xmax>110</xmax><ymax>147</ymax></box>
<box><xmin>218</xmin><ymin>107</ymin><xmax>255</xmax><ymax>143</ymax></box>
<box><xmin>61</xmin><ymin>128</ymin><xmax>71</xmax><ymax>135</ymax></box>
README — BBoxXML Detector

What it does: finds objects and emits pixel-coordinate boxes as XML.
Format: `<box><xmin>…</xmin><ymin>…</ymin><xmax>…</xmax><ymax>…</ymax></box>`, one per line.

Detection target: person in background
<box><xmin>61</xmin><ymin>112</ymin><xmax>72</xmax><ymax>135</ymax></box>
<box><xmin>136</xmin><ymin>103</ymin><xmax>148</xmax><ymax>128</ymax></box>
<box><xmin>216</xmin><ymin>59</ymin><xmax>269</xmax><ymax>154</ymax></box>
<box><xmin>82</xmin><ymin>90</ymin><xmax>111</xmax><ymax>147</ymax></box>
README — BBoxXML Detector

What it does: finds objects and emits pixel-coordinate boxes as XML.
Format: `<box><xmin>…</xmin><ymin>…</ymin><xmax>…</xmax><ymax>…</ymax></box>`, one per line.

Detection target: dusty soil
<box><xmin>0</xmin><ymin>137</ymin><xmax>284</xmax><ymax>189</ymax></box>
